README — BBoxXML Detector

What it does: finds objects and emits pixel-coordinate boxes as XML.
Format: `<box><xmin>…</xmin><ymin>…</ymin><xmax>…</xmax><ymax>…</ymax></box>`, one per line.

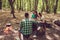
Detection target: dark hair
<box><xmin>39</xmin><ymin>13</ymin><xmax>42</xmax><ymax>17</ymax></box>
<box><xmin>34</xmin><ymin>11</ymin><xmax>37</xmax><ymax>14</ymax></box>
<box><xmin>34</xmin><ymin>11</ymin><xmax>38</xmax><ymax>18</ymax></box>
<box><xmin>6</xmin><ymin>25</ymin><xmax>11</xmax><ymax>27</ymax></box>
<box><xmin>25</xmin><ymin>13</ymin><xmax>29</xmax><ymax>18</ymax></box>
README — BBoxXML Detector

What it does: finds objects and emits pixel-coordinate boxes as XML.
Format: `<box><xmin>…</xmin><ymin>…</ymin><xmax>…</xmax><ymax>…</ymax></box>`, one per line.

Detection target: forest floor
<box><xmin>0</xmin><ymin>10</ymin><xmax>60</xmax><ymax>40</ymax></box>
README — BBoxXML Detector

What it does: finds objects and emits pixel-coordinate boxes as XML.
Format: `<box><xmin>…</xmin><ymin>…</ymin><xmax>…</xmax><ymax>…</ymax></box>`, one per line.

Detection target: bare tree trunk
<box><xmin>19</xmin><ymin>0</ymin><xmax>22</xmax><ymax>10</ymax></box>
<box><xmin>8</xmin><ymin>0</ymin><xmax>16</xmax><ymax>18</ymax></box>
<box><xmin>17</xmin><ymin>0</ymin><xmax>18</xmax><ymax>10</ymax></box>
<box><xmin>21</xmin><ymin>0</ymin><xmax>23</xmax><ymax>11</ymax></box>
<box><xmin>29</xmin><ymin>0</ymin><xmax>31</xmax><ymax>11</ymax></box>
<box><xmin>45</xmin><ymin>0</ymin><xmax>50</xmax><ymax>13</ymax></box>
<box><xmin>19</xmin><ymin>0</ymin><xmax>24</xmax><ymax>11</ymax></box>
<box><xmin>34</xmin><ymin>0</ymin><xmax>38</xmax><ymax>11</ymax></box>
<box><xmin>18</xmin><ymin>0</ymin><xmax>22</xmax><ymax>12</ymax></box>
<box><xmin>53</xmin><ymin>0</ymin><xmax>58</xmax><ymax>14</ymax></box>
<box><xmin>0</xmin><ymin>0</ymin><xmax>2</xmax><ymax>9</ymax></box>
<box><xmin>41</xmin><ymin>0</ymin><xmax>45</xmax><ymax>13</ymax></box>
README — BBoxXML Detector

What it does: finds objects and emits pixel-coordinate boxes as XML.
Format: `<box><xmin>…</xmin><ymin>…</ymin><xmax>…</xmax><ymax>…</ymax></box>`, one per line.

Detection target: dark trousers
<box><xmin>23</xmin><ymin>35</ymin><xmax>32</xmax><ymax>40</ymax></box>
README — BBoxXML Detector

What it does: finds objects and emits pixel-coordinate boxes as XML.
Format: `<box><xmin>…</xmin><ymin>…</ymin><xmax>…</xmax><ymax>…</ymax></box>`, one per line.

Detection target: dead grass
<box><xmin>0</xmin><ymin>11</ymin><xmax>60</xmax><ymax>40</ymax></box>
<box><xmin>0</xmin><ymin>11</ymin><xmax>60</xmax><ymax>28</ymax></box>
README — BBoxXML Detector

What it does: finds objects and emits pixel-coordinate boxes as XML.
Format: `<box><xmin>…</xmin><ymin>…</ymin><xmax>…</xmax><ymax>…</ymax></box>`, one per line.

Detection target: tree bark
<box><xmin>45</xmin><ymin>0</ymin><xmax>50</xmax><ymax>13</ymax></box>
<box><xmin>41</xmin><ymin>0</ymin><xmax>45</xmax><ymax>13</ymax></box>
<box><xmin>34</xmin><ymin>0</ymin><xmax>38</xmax><ymax>11</ymax></box>
<box><xmin>54</xmin><ymin>0</ymin><xmax>58</xmax><ymax>14</ymax></box>
<box><xmin>0</xmin><ymin>0</ymin><xmax>2</xmax><ymax>9</ymax></box>
<box><xmin>8</xmin><ymin>0</ymin><xmax>16</xmax><ymax>18</ymax></box>
<box><xmin>29</xmin><ymin>0</ymin><xmax>31</xmax><ymax>11</ymax></box>
<box><xmin>17</xmin><ymin>0</ymin><xmax>18</xmax><ymax>10</ymax></box>
<box><xmin>21</xmin><ymin>0</ymin><xmax>23</xmax><ymax>11</ymax></box>
<box><xmin>18</xmin><ymin>0</ymin><xmax>22</xmax><ymax>12</ymax></box>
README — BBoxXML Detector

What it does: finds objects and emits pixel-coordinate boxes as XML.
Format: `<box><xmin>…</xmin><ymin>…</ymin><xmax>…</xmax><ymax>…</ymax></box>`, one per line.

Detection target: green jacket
<box><xmin>32</xmin><ymin>13</ymin><xmax>36</xmax><ymax>18</ymax></box>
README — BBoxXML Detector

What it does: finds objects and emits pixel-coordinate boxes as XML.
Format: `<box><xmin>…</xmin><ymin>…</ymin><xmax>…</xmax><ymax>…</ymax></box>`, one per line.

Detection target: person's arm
<box><xmin>18</xmin><ymin>30</ymin><xmax>21</xmax><ymax>40</ymax></box>
<box><xmin>19</xmin><ymin>21</ymin><xmax>23</xmax><ymax>40</ymax></box>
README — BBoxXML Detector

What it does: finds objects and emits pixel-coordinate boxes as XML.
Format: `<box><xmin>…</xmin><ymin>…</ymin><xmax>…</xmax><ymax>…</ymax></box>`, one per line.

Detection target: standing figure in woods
<box><xmin>19</xmin><ymin>13</ymin><xmax>37</xmax><ymax>40</ymax></box>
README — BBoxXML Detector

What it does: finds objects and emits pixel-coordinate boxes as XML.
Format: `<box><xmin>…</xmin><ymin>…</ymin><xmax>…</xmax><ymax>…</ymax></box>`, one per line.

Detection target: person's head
<box><xmin>39</xmin><ymin>13</ymin><xmax>42</xmax><ymax>17</ymax></box>
<box><xmin>6</xmin><ymin>23</ymin><xmax>11</xmax><ymax>27</ymax></box>
<box><xmin>34</xmin><ymin>11</ymin><xmax>37</xmax><ymax>14</ymax></box>
<box><xmin>25</xmin><ymin>13</ymin><xmax>29</xmax><ymax>18</ymax></box>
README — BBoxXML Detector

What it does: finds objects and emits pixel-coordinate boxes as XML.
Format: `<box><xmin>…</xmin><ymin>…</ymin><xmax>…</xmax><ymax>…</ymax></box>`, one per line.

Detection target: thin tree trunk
<box><xmin>8</xmin><ymin>0</ymin><xmax>16</xmax><ymax>18</ymax></box>
<box><xmin>0</xmin><ymin>0</ymin><xmax>2</xmax><ymax>9</ymax></box>
<box><xmin>21</xmin><ymin>0</ymin><xmax>23</xmax><ymax>11</ymax></box>
<box><xmin>45</xmin><ymin>0</ymin><xmax>50</xmax><ymax>13</ymax></box>
<box><xmin>19</xmin><ymin>0</ymin><xmax>21</xmax><ymax>10</ymax></box>
<box><xmin>34</xmin><ymin>0</ymin><xmax>38</xmax><ymax>11</ymax></box>
<box><xmin>29</xmin><ymin>0</ymin><xmax>31</xmax><ymax>11</ymax></box>
<box><xmin>54</xmin><ymin>0</ymin><xmax>58</xmax><ymax>14</ymax></box>
<box><xmin>18</xmin><ymin>0</ymin><xmax>22</xmax><ymax>12</ymax></box>
<box><xmin>41</xmin><ymin>0</ymin><xmax>45</xmax><ymax>13</ymax></box>
<box><xmin>17</xmin><ymin>0</ymin><xmax>18</xmax><ymax>10</ymax></box>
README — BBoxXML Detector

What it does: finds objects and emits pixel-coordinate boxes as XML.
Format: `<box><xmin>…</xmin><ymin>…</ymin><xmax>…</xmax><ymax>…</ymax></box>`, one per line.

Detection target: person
<box><xmin>31</xmin><ymin>10</ymin><xmax>38</xmax><ymax>21</ymax></box>
<box><xmin>4</xmin><ymin>23</ymin><xmax>13</xmax><ymax>34</ymax></box>
<box><xmin>31</xmin><ymin>10</ymin><xmax>36</xmax><ymax>20</ymax></box>
<box><xmin>37</xmin><ymin>13</ymin><xmax>46</xmax><ymax>36</ymax></box>
<box><xmin>19</xmin><ymin>13</ymin><xmax>36</xmax><ymax>40</ymax></box>
<box><xmin>38</xmin><ymin>12</ymin><xmax>44</xmax><ymax>21</ymax></box>
<box><xmin>34</xmin><ymin>11</ymin><xmax>38</xmax><ymax>19</ymax></box>
<box><xmin>38</xmin><ymin>13</ymin><xmax>42</xmax><ymax>18</ymax></box>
